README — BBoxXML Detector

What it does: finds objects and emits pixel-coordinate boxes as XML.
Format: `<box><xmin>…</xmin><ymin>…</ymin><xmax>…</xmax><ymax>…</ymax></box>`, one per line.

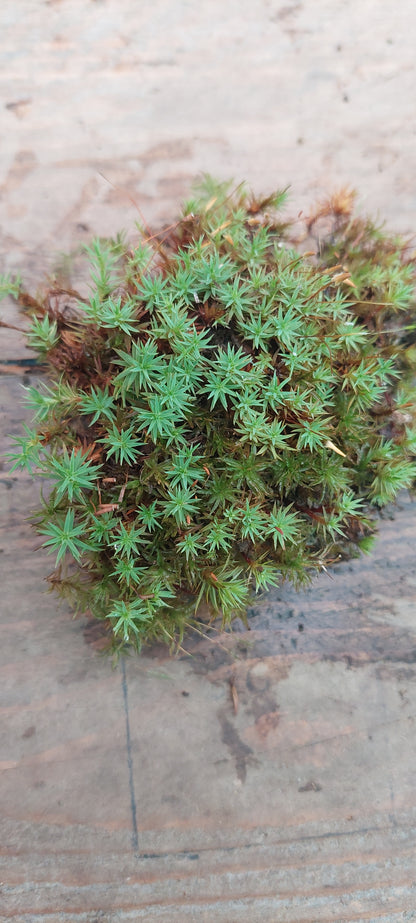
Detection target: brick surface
<box><xmin>1</xmin><ymin>2</ymin><xmax>416</xmax><ymax>919</ymax></box>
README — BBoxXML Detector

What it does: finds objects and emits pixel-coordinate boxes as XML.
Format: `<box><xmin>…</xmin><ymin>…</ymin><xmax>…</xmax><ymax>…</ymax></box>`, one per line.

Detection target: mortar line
<box><xmin>121</xmin><ymin>657</ymin><xmax>139</xmax><ymax>852</ymax></box>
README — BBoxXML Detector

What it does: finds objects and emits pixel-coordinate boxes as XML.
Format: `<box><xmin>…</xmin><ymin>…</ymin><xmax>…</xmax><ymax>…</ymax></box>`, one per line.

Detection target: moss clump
<box><xmin>5</xmin><ymin>177</ymin><xmax>416</xmax><ymax>653</ymax></box>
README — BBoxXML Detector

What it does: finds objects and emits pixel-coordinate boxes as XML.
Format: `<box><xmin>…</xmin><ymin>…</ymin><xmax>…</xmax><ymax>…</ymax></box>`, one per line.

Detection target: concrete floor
<box><xmin>1</xmin><ymin>2</ymin><xmax>416</xmax><ymax>920</ymax></box>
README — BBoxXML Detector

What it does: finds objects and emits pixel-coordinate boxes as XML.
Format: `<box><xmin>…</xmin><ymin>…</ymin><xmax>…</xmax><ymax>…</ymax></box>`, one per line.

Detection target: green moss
<box><xmin>4</xmin><ymin>177</ymin><xmax>416</xmax><ymax>654</ymax></box>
